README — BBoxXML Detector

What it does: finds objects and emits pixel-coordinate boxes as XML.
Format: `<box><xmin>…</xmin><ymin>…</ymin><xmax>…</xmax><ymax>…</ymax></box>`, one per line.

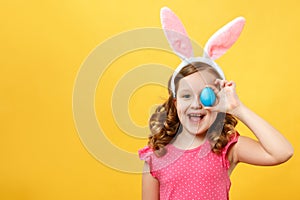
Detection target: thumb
<box><xmin>203</xmin><ymin>106</ymin><xmax>218</xmax><ymax>112</ymax></box>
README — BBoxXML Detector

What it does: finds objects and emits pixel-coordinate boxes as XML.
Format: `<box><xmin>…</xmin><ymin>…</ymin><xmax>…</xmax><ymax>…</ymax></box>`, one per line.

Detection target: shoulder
<box><xmin>222</xmin><ymin>132</ymin><xmax>240</xmax><ymax>169</ymax></box>
<box><xmin>222</xmin><ymin>132</ymin><xmax>240</xmax><ymax>155</ymax></box>
<box><xmin>138</xmin><ymin>146</ymin><xmax>154</xmax><ymax>163</ymax></box>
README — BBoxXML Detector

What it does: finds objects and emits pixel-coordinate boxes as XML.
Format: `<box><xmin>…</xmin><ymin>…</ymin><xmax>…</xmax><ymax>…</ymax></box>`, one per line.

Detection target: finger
<box><xmin>216</xmin><ymin>79</ymin><xmax>228</xmax><ymax>89</ymax></box>
<box><xmin>214</xmin><ymin>79</ymin><xmax>225</xmax><ymax>87</ymax></box>
<box><xmin>215</xmin><ymin>79</ymin><xmax>222</xmax><ymax>85</ymax></box>
<box><xmin>226</xmin><ymin>81</ymin><xmax>236</xmax><ymax>88</ymax></box>
<box><xmin>203</xmin><ymin>106</ymin><xmax>218</xmax><ymax>112</ymax></box>
<box><xmin>230</xmin><ymin>81</ymin><xmax>236</xmax><ymax>89</ymax></box>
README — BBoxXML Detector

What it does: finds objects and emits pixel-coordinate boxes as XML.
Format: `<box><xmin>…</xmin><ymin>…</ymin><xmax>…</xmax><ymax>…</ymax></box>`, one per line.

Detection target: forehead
<box><xmin>178</xmin><ymin>70</ymin><xmax>217</xmax><ymax>90</ymax></box>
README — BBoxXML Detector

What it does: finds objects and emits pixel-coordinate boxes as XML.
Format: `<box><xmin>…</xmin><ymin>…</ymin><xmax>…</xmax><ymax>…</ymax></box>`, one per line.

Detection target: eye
<box><xmin>182</xmin><ymin>94</ymin><xmax>191</xmax><ymax>99</ymax></box>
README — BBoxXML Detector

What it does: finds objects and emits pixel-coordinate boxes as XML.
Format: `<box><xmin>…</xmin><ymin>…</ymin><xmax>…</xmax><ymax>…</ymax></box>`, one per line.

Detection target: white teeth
<box><xmin>188</xmin><ymin>113</ymin><xmax>202</xmax><ymax>117</ymax></box>
<box><xmin>190</xmin><ymin>114</ymin><xmax>200</xmax><ymax>117</ymax></box>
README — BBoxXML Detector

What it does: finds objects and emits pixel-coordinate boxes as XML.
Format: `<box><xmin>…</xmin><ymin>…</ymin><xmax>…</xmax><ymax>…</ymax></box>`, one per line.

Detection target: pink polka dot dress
<box><xmin>138</xmin><ymin>133</ymin><xmax>239</xmax><ymax>200</ymax></box>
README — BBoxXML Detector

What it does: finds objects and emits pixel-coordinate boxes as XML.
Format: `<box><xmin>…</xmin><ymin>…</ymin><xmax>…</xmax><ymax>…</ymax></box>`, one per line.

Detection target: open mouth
<box><xmin>188</xmin><ymin>113</ymin><xmax>205</xmax><ymax>122</ymax></box>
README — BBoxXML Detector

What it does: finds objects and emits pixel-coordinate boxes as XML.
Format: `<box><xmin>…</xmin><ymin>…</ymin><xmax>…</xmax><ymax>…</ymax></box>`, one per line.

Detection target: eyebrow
<box><xmin>177</xmin><ymin>89</ymin><xmax>191</xmax><ymax>93</ymax></box>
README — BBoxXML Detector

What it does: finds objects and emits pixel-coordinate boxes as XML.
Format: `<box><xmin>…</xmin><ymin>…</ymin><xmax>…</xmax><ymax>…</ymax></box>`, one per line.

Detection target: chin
<box><xmin>186</xmin><ymin>126</ymin><xmax>209</xmax><ymax>136</ymax></box>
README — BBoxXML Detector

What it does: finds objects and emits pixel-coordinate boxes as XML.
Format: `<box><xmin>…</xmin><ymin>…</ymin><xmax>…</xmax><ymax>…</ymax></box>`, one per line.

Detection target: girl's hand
<box><xmin>205</xmin><ymin>79</ymin><xmax>242</xmax><ymax>115</ymax></box>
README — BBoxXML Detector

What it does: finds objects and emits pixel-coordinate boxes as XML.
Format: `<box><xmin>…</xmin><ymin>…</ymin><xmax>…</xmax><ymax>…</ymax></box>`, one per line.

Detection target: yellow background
<box><xmin>1</xmin><ymin>0</ymin><xmax>300</xmax><ymax>199</ymax></box>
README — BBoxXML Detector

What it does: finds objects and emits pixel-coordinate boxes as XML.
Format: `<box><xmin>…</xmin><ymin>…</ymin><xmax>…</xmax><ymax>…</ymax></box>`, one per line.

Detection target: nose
<box><xmin>190</xmin><ymin>95</ymin><xmax>202</xmax><ymax>109</ymax></box>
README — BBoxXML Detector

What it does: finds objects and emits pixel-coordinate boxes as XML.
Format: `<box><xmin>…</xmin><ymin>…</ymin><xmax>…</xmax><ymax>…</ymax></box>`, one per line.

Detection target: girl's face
<box><xmin>175</xmin><ymin>70</ymin><xmax>219</xmax><ymax>136</ymax></box>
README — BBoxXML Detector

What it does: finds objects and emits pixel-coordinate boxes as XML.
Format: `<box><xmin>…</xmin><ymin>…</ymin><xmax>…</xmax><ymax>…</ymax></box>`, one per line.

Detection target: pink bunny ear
<box><xmin>204</xmin><ymin>17</ymin><xmax>246</xmax><ymax>60</ymax></box>
<box><xmin>160</xmin><ymin>7</ymin><xmax>194</xmax><ymax>59</ymax></box>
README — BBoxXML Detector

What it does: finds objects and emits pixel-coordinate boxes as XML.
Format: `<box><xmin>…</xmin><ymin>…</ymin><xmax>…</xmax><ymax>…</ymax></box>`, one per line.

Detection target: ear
<box><xmin>160</xmin><ymin>7</ymin><xmax>194</xmax><ymax>59</ymax></box>
<box><xmin>204</xmin><ymin>17</ymin><xmax>245</xmax><ymax>60</ymax></box>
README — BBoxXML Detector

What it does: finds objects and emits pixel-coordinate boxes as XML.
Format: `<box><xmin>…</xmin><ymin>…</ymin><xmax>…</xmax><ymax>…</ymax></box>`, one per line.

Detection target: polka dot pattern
<box><xmin>139</xmin><ymin>134</ymin><xmax>239</xmax><ymax>200</ymax></box>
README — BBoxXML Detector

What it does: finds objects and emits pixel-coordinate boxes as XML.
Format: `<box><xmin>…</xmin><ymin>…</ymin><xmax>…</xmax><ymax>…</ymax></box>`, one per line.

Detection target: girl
<box><xmin>138</xmin><ymin>7</ymin><xmax>293</xmax><ymax>200</ymax></box>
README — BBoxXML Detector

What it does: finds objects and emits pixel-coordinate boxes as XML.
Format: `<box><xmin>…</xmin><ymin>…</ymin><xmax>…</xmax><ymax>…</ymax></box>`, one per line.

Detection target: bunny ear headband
<box><xmin>160</xmin><ymin>7</ymin><xmax>246</xmax><ymax>97</ymax></box>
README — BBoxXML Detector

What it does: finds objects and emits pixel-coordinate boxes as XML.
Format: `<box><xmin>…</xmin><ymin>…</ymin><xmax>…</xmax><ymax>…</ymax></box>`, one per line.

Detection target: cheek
<box><xmin>176</xmin><ymin>100</ymin><xmax>190</xmax><ymax>113</ymax></box>
<box><xmin>208</xmin><ymin>112</ymin><xmax>218</xmax><ymax>124</ymax></box>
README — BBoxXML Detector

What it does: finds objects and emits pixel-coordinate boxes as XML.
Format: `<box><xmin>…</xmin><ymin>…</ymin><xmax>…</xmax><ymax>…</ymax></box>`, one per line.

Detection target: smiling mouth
<box><xmin>188</xmin><ymin>113</ymin><xmax>205</xmax><ymax>122</ymax></box>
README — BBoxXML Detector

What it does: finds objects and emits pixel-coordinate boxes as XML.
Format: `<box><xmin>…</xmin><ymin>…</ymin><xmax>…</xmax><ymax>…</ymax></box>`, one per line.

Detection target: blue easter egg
<box><xmin>200</xmin><ymin>87</ymin><xmax>216</xmax><ymax>107</ymax></box>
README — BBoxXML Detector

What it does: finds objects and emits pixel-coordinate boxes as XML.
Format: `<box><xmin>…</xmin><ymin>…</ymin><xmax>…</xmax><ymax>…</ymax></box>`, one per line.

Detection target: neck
<box><xmin>171</xmin><ymin>128</ymin><xmax>207</xmax><ymax>150</ymax></box>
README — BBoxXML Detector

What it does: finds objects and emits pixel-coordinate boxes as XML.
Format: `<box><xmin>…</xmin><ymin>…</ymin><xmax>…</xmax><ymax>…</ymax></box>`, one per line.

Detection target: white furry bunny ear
<box><xmin>160</xmin><ymin>7</ymin><xmax>194</xmax><ymax>59</ymax></box>
<box><xmin>204</xmin><ymin>17</ymin><xmax>246</xmax><ymax>60</ymax></box>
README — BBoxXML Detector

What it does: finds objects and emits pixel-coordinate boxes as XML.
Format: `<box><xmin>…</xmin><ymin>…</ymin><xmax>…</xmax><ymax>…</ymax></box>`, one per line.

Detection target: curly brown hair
<box><xmin>148</xmin><ymin>62</ymin><xmax>238</xmax><ymax>157</ymax></box>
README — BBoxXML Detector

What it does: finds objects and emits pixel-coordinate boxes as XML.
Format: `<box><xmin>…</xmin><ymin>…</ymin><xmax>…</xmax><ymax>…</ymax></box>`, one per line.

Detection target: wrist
<box><xmin>229</xmin><ymin>102</ymin><xmax>246</xmax><ymax>119</ymax></box>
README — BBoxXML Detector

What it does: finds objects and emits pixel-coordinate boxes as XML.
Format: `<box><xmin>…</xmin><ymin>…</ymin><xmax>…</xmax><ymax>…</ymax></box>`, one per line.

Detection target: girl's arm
<box><xmin>142</xmin><ymin>162</ymin><xmax>160</xmax><ymax>200</ymax></box>
<box><xmin>231</xmin><ymin>104</ymin><xmax>294</xmax><ymax>165</ymax></box>
<box><xmin>210</xmin><ymin>79</ymin><xmax>294</xmax><ymax>166</ymax></box>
